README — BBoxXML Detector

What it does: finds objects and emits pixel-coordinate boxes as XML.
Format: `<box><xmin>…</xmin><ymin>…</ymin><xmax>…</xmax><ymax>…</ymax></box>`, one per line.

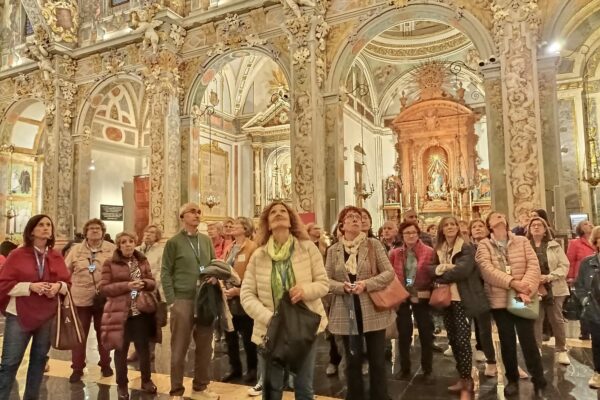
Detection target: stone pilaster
<box><xmin>492</xmin><ymin>0</ymin><xmax>545</xmax><ymax>222</ymax></box>
<box><xmin>481</xmin><ymin>64</ymin><xmax>509</xmax><ymax>216</ymax></box>
<box><xmin>282</xmin><ymin>1</ymin><xmax>329</xmax><ymax>219</ymax></box>
<box><xmin>537</xmin><ymin>55</ymin><xmax>568</xmax><ymax>231</ymax></box>
<box><xmin>143</xmin><ymin>52</ymin><xmax>182</xmax><ymax>237</ymax></box>
<box><xmin>324</xmin><ymin>93</ymin><xmax>345</xmax><ymax>228</ymax></box>
<box><xmin>72</xmin><ymin>126</ymin><xmax>92</xmax><ymax>231</ymax></box>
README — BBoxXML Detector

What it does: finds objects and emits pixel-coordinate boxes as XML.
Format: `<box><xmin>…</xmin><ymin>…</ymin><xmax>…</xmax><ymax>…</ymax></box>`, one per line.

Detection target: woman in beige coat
<box><xmin>240</xmin><ymin>201</ymin><xmax>328</xmax><ymax>400</ymax></box>
<box><xmin>326</xmin><ymin>206</ymin><xmax>395</xmax><ymax>400</ymax></box>
<box><xmin>526</xmin><ymin>217</ymin><xmax>571</xmax><ymax>365</ymax></box>
<box><xmin>475</xmin><ymin>212</ymin><xmax>546</xmax><ymax>397</ymax></box>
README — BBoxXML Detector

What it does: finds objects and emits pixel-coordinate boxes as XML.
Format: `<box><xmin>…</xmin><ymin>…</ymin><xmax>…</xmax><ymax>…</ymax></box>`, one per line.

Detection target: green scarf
<box><xmin>267</xmin><ymin>235</ymin><xmax>296</xmax><ymax>308</ymax></box>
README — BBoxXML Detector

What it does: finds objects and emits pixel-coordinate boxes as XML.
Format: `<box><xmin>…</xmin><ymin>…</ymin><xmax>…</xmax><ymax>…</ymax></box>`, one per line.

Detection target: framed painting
<box><xmin>9</xmin><ymin>162</ymin><xmax>34</xmax><ymax>196</ymax></box>
<box><xmin>5</xmin><ymin>200</ymin><xmax>33</xmax><ymax>235</ymax></box>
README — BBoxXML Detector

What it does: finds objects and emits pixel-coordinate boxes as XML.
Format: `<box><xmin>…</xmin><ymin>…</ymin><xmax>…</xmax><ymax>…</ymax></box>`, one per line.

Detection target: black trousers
<box><xmin>396</xmin><ymin>301</ymin><xmax>434</xmax><ymax>374</ymax></box>
<box><xmin>474</xmin><ymin>312</ymin><xmax>496</xmax><ymax>363</ymax></box>
<box><xmin>329</xmin><ymin>334</ymin><xmax>342</xmax><ymax>365</ymax></box>
<box><xmin>491</xmin><ymin>309</ymin><xmax>546</xmax><ymax>387</ymax></box>
<box><xmin>590</xmin><ymin>321</ymin><xmax>600</xmax><ymax>373</ymax></box>
<box><xmin>342</xmin><ymin>329</ymin><xmax>389</xmax><ymax>400</ymax></box>
<box><xmin>225</xmin><ymin>314</ymin><xmax>257</xmax><ymax>373</ymax></box>
<box><xmin>114</xmin><ymin>314</ymin><xmax>153</xmax><ymax>386</ymax></box>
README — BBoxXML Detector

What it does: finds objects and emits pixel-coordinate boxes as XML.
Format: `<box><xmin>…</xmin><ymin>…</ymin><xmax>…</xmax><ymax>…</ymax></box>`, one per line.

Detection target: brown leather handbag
<box><xmin>367</xmin><ymin>240</ymin><xmax>410</xmax><ymax>311</ymax></box>
<box><xmin>429</xmin><ymin>282</ymin><xmax>452</xmax><ymax>309</ymax></box>
<box><xmin>137</xmin><ymin>290</ymin><xmax>158</xmax><ymax>314</ymax></box>
<box><xmin>51</xmin><ymin>285</ymin><xmax>84</xmax><ymax>350</ymax></box>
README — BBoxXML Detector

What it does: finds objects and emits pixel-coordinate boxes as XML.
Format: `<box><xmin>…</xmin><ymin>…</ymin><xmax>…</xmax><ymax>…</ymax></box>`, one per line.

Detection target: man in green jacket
<box><xmin>162</xmin><ymin>202</ymin><xmax>218</xmax><ymax>400</ymax></box>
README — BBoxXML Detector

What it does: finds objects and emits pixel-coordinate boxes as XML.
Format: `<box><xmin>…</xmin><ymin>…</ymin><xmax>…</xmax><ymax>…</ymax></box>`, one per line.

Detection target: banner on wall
<box><xmin>100</xmin><ymin>204</ymin><xmax>124</xmax><ymax>221</ymax></box>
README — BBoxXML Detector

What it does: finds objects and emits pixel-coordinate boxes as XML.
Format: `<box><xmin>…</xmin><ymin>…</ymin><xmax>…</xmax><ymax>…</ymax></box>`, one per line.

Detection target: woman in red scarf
<box><xmin>0</xmin><ymin>215</ymin><xmax>70</xmax><ymax>400</ymax></box>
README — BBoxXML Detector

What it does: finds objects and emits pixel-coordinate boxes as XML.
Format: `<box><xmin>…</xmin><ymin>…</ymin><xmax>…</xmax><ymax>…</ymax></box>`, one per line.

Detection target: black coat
<box><xmin>430</xmin><ymin>241</ymin><xmax>489</xmax><ymax>318</ymax></box>
<box><xmin>574</xmin><ymin>254</ymin><xmax>600</xmax><ymax>325</ymax></box>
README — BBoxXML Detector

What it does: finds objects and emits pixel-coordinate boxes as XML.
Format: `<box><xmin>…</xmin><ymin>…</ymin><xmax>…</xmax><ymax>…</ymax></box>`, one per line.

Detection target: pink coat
<box><xmin>566</xmin><ymin>237</ymin><xmax>595</xmax><ymax>280</ymax></box>
<box><xmin>475</xmin><ymin>233</ymin><xmax>541</xmax><ymax>309</ymax></box>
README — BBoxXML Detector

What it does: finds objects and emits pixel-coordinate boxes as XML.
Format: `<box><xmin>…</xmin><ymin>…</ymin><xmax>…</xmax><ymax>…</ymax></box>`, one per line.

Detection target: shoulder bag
<box><xmin>367</xmin><ymin>240</ymin><xmax>409</xmax><ymax>311</ymax></box>
<box><xmin>505</xmin><ymin>241</ymin><xmax>539</xmax><ymax>319</ymax></box>
<box><xmin>137</xmin><ymin>290</ymin><xmax>158</xmax><ymax>314</ymax></box>
<box><xmin>429</xmin><ymin>282</ymin><xmax>452</xmax><ymax>309</ymax></box>
<box><xmin>562</xmin><ymin>285</ymin><xmax>582</xmax><ymax>321</ymax></box>
<box><xmin>51</xmin><ymin>285</ymin><xmax>84</xmax><ymax>350</ymax></box>
<box><xmin>155</xmin><ymin>290</ymin><xmax>168</xmax><ymax>327</ymax></box>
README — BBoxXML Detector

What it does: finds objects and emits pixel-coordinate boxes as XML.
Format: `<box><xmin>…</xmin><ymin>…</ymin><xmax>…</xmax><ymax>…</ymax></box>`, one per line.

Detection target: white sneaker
<box><xmin>556</xmin><ymin>351</ymin><xmax>571</xmax><ymax>365</ymax></box>
<box><xmin>190</xmin><ymin>389</ymin><xmax>219</xmax><ymax>400</ymax></box>
<box><xmin>589</xmin><ymin>372</ymin><xmax>600</xmax><ymax>389</ymax></box>
<box><xmin>518</xmin><ymin>366</ymin><xmax>529</xmax><ymax>379</ymax></box>
<box><xmin>474</xmin><ymin>350</ymin><xmax>486</xmax><ymax>362</ymax></box>
<box><xmin>444</xmin><ymin>347</ymin><xmax>453</xmax><ymax>357</ymax></box>
<box><xmin>484</xmin><ymin>363</ymin><xmax>497</xmax><ymax>377</ymax></box>
<box><xmin>361</xmin><ymin>361</ymin><xmax>369</xmax><ymax>375</ymax></box>
<box><xmin>326</xmin><ymin>363</ymin><xmax>338</xmax><ymax>376</ymax></box>
<box><xmin>248</xmin><ymin>384</ymin><xmax>263</xmax><ymax>396</ymax></box>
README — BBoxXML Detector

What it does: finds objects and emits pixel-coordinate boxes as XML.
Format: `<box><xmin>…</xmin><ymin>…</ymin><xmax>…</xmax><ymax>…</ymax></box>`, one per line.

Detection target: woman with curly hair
<box><xmin>241</xmin><ymin>201</ymin><xmax>329</xmax><ymax>399</ymax></box>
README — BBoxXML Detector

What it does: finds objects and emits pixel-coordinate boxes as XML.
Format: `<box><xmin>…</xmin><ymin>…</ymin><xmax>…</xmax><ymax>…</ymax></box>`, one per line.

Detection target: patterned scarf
<box><xmin>267</xmin><ymin>235</ymin><xmax>296</xmax><ymax>308</ymax></box>
<box><xmin>342</xmin><ymin>232</ymin><xmax>367</xmax><ymax>275</ymax></box>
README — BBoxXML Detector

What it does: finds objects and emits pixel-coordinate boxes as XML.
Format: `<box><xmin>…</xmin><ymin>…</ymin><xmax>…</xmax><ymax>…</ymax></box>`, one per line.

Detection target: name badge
<box><xmin>199</xmin><ymin>265</ymin><xmax>205</xmax><ymax>273</ymax></box>
<box><xmin>88</xmin><ymin>264</ymin><xmax>96</xmax><ymax>273</ymax></box>
<box><xmin>406</xmin><ymin>277</ymin><xmax>414</xmax><ymax>287</ymax></box>
<box><xmin>506</xmin><ymin>265</ymin><xmax>512</xmax><ymax>275</ymax></box>
<box><xmin>237</xmin><ymin>254</ymin><xmax>246</xmax><ymax>262</ymax></box>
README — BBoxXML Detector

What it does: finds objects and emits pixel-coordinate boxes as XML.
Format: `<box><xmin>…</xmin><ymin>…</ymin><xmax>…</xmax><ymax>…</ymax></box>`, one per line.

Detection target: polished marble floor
<box><xmin>0</xmin><ymin>317</ymin><xmax>598</xmax><ymax>400</ymax></box>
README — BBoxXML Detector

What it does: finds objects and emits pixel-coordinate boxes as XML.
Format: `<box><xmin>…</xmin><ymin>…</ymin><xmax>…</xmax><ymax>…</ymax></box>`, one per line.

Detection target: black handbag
<box><xmin>155</xmin><ymin>291</ymin><xmax>168</xmax><ymax>327</ymax></box>
<box><xmin>563</xmin><ymin>287</ymin><xmax>583</xmax><ymax>321</ymax></box>
<box><xmin>261</xmin><ymin>291</ymin><xmax>321</xmax><ymax>374</ymax></box>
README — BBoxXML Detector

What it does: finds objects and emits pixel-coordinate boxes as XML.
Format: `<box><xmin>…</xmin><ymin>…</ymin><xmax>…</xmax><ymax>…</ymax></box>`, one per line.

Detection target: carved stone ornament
<box><xmin>130</xmin><ymin>5</ymin><xmax>164</xmax><ymax>55</ymax></box>
<box><xmin>169</xmin><ymin>23</ymin><xmax>187</xmax><ymax>51</ymax></box>
<box><xmin>41</xmin><ymin>0</ymin><xmax>80</xmax><ymax>43</ymax></box>
<box><xmin>209</xmin><ymin>14</ymin><xmax>266</xmax><ymax>56</ymax></box>
<box><xmin>387</xmin><ymin>0</ymin><xmax>464</xmax><ymax>19</ymax></box>
<box><xmin>281</xmin><ymin>0</ymin><xmax>316</xmax><ymax>18</ymax></box>
<box><xmin>492</xmin><ymin>0</ymin><xmax>542</xmax><ymax>217</ymax></box>
<box><xmin>23</xmin><ymin>26</ymin><xmax>55</xmax><ymax>85</ymax></box>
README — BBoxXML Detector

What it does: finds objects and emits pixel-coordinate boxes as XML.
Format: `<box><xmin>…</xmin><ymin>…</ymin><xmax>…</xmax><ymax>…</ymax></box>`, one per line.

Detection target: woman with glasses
<box><xmin>0</xmin><ymin>215</ymin><xmax>70</xmax><ymax>400</ymax></box>
<box><xmin>526</xmin><ymin>217</ymin><xmax>571</xmax><ymax>365</ymax></box>
<box><xmin>326</xmin><ymin>206</ymin><xmax>395</xmax><ymax>400</ymax></box>
<box><xmin>475</xmin><ymin>212</ymin><xmax>546</xmax><ymax>397</ymax></box>
<box><xmin>389</xmin><ymin>221</ymin><xmax>434</xmax><ymax>380</ymax></box>
<box><xmin>65</xmin><ymin>218</ymin><xmax>116</xmax><ymax>383</ymax></box>
<box><xmin>431</xmin><ymin>217</ymin><xmax>488</xmax><ymax>399</ymax></box>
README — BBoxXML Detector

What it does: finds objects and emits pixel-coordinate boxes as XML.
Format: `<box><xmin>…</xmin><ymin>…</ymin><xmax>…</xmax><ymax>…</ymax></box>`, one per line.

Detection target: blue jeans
<box><xmin>0</xmin><ymin>314</ymin><xmax>52</xmax><ymax>400</ymax></box>
<box><xmin>263</xmin><ymin>341</ymin><xmax>317</xmax><ymax>400</ymax></box>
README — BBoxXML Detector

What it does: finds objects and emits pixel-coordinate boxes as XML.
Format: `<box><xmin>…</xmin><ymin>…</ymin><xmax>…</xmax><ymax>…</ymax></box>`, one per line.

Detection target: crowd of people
<box><xmin>0</xmin><ymin>203</ymin><xmax>598</xmax><ymax>400</ymax></box>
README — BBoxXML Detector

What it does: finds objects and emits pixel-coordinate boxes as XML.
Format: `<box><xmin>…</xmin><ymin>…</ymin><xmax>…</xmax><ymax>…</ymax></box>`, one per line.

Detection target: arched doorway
<box><xmin>0</xmin><ymin>99</ymin><xmax>46</xmax><ymax>242</ymax></box>
<box><xmin>185</xmin><ymin>49</ymin><xmax>291</xmax><ymax>219</ymax></box>
<box><xmin>326</xmin><ymin>6</ymin><xmax>498</xmax><ymax>228</ymax></box>
<box><xmin>75</xmin><ymin>75</ymin><xmax>148</xmax><ymax>239</ymax></box>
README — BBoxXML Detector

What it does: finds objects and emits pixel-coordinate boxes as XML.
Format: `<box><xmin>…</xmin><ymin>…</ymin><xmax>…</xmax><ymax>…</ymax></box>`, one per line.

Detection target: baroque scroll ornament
<box><xmin>41</xmin><ymin>0</ymin><xmax>79</xmax><ymax>43</ymax></box>
<box><xmin>209</xmin><ymin>14</ymin><xmax>265</xmax><ymax>56</ymax></box>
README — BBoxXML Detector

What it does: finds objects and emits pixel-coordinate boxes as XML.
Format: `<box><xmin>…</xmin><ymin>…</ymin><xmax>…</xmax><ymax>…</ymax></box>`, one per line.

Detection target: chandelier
<box><xmin>197</xmin><ymin>95</ymin><xmax>221</xmax><ymax>210</ymax></box>
<box><xmin>347</xmin><ymin>83</ymin><xmax>375</xmax><ymax>201</ymax></box>
<box><xmin>578</xmin><ymin>45</ymin><xmax>600</xmax><ymax>187</ymax></box>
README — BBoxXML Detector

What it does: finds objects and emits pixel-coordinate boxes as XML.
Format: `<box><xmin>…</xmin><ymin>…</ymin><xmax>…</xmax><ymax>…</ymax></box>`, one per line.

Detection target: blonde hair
<box><xmin>115</xmin><ymin>231</ymin><xmax>138</xmax><ymax>247</ymax></box>
<box><xmin>590</xmin><ymin>226</ymin><xmax>600</xmax><ymax>250</ymax></box>
<box><xmin>144</xmin><ymin>224</ymin><xmax>162</xmax><ymax>241</ymax></box>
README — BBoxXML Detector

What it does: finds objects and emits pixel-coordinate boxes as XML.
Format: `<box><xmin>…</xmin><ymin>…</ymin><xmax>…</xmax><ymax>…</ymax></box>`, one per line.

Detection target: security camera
<box><xmin>478</xmin><ymin>59</ymin><xmax>486</xmax><ymax>67</ymax></box>
<box><xmin>489</xmin><ymin>55</ymin><xmax>497</xmax><ymax>63</ymax></box>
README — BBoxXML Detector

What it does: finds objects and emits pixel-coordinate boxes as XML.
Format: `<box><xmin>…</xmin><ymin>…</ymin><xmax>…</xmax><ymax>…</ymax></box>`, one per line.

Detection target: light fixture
<box><xmin>547</xmin><ymin>41</ymin><xmax>562</xmax><ymax>54</ymax></box>
<box><xmin>197</xmin><ymin>95</ymin><xmax>221</xmax><ymax>210</ymax></box>
<box><xmin>348</xmin><ymin>83</ymin><xmax>375</xmax><ymax>202</ymax></box>
<box><xmin>88</xmin><ymin>159</ymin><xmax>96</xmax><ymax>171</ymax></box>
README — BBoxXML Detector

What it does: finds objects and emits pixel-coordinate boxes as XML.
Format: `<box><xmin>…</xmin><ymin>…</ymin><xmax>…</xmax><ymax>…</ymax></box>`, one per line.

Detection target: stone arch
<box><xmin>183</xmin><ymin>46</ymin><xmax>291</xmax><ymax>116</ymax></box>
<box><xmin>0</xmin><ymin>98</ymin><xmax>47</xmax><ymax>153</ymax></box>
<box><xmin>326</xmin><ymin>3</ymin><xmax>496</xmax><ymax>93</ymax></box>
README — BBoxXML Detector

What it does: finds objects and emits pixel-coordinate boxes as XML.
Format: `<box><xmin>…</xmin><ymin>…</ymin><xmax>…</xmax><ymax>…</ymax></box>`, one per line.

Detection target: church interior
<box><xmin>0</xmin><ymin>1</ymin><xmax>600</xmax><ymax>399</ymax></box>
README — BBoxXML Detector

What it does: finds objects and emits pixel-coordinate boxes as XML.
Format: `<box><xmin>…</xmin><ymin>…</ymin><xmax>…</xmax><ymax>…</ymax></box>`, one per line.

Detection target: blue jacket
<box><xmin>574</xmin><ymin>253</ymin><xmax>600</xmax><ymax>325</ymax></box>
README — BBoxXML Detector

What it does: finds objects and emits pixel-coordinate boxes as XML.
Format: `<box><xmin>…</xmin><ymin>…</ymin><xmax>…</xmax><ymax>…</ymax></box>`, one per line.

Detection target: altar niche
<box><xmin>391</xmin><ymin>75</ymin><xmax>490</xmax><ymax>221</ymax></box>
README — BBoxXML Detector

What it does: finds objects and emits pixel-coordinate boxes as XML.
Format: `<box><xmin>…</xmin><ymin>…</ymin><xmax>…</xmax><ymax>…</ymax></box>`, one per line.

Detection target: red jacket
<box><xmin>0</xmin><ymin>247</ymin><xmax>71</xmax><ymax>332</ymax></box>
<box><xmin>567</xmin><ymin>237</ymin><xmax>595</xmax><ymax>280</ymax></box>
<box><xmin>389</xmin><ymin>240</ymin><xmax>434</xmax><ymax>291</ymax></box>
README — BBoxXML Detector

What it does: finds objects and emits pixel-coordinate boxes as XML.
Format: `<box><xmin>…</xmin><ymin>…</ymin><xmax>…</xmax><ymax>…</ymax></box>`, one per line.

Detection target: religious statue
<box><xmin>384</xmin><ymin>175</ymin><xmax>401</xmax><ymax>203</ymax></box>
<box><xmin>426</xmin><ymin>150</ymin><xmax>448</xmax><ymax>200</ymax></box>
<box><xmin>24</xmin><ymin>28</ymin><xmax>55</xmax><ymax>83</ymax></box>
<box><xmin>130</xmin><ymin>8</ymin><xmax>163</xmax><ymax>54</ymax></box>
<box><xmin>281</xmin><ymin>0</ymin><xmax>316</xmax><ymax>18</ymax></box>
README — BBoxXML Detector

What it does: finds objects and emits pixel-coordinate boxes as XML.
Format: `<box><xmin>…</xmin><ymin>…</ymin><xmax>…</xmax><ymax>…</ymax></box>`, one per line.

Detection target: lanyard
<box><xmin>33</xmin><ymin>247</ymin><xmax>46</xmax><ymax>279</ymax></box>
<box><xmin>186</xmin><ymin>234</ymin><xmax>202</xmax><ymax>264</ymax></box>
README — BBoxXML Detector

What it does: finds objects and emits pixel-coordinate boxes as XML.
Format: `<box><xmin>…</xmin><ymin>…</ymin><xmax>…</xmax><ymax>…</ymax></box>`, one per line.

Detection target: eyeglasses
<box><xmin>344</xmin><ymin>214</ymin><xmax>361</xmax><ymax>221</ymax></box>
<box><xmin>530</xmin><ymin>223</ymin><xmax>545</xmax><ymax>229</ymax></box>
<box><xmin>402</xmin><ymin>231</ymin><xmax>418</xmax><ymax>236</ymax></box>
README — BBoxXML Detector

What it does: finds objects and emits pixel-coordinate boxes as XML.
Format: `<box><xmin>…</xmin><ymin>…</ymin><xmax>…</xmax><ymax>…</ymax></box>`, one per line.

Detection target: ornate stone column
<box><xmin>492</xmin><ymin>0</ymin><xmax>546</xmax><ymax>221</ymax></box>
<box><xmin>72</xmin><ymin>126</ymin><xmax>92</xmax><ymax>230</ymax></box>
<box><xmin>481</xmin><ymin>64</ymin><xmax>509</xmax><ymax>216</ymax></box>
<box><xmin>323</xmin><ymin>93</ymin><xmax>345</xmax><ymax>228</ymax></box>
<box><xmin>537</xmin><ymin>55</ymin><xmax>568</xmax><ymax>230</ymax></box>
<box><xmin>282</xmin><ymin>1</ymin><xmax>329</xmax><ymax>221</ymax></box>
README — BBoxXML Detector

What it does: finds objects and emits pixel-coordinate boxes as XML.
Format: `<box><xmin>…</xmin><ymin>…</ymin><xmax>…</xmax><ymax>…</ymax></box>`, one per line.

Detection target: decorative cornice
<box><xmin>364</xmin><ymin>32</ymin><xmax>470</xmax><ymax>60</ymax></box>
